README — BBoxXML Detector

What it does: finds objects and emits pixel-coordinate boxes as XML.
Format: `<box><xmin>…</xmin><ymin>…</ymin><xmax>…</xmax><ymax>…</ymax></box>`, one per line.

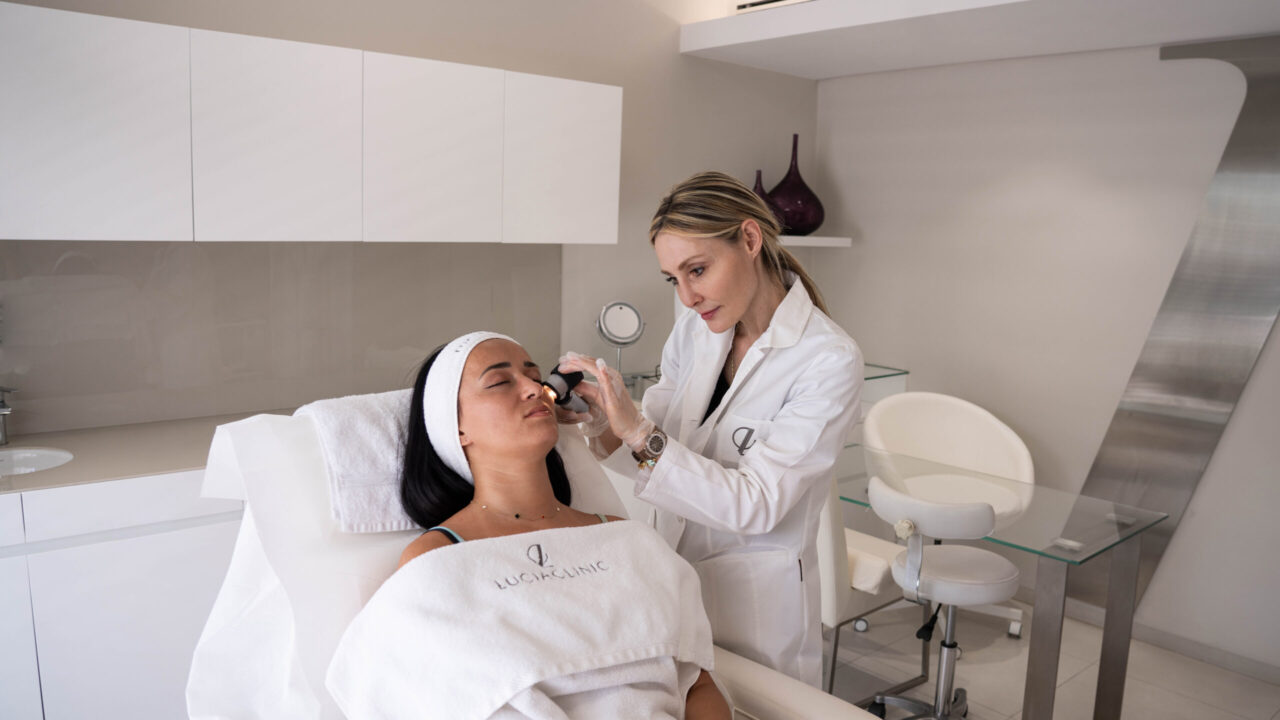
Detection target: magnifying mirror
<box><xmin>597</xmin><ymin>301</ymin><xmax>644</xmax><ymax>371</ymax></box>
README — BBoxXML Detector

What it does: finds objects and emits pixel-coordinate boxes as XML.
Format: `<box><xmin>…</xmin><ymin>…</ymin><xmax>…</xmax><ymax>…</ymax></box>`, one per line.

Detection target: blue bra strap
<box><xmin>426</xmin><ymin>526</ymin><xmax>464</xmax><ymax>544</ymax></box>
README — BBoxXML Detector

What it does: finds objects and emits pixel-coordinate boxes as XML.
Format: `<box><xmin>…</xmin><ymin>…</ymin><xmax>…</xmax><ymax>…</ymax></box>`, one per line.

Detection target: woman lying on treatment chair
<box><xmin>324</xmin><ymin>331</ymin><xmax>730</xmax><ymax>720</ymax></box>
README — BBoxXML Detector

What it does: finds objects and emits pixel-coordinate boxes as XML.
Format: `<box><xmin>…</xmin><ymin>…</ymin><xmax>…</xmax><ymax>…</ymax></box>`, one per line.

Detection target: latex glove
<box><xmin>558</xmin><ymin>352</ymin><xmax>654</xmax><ymax>452</ymax></box>
<box><xmin>559</xmin><ymin>384</ymin><xmax>610</xmax><ymax>437</ymax></box>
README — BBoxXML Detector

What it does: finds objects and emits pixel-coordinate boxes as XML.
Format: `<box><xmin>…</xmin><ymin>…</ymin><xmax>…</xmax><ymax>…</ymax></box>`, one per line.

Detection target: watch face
<box><xmin>646</xmin><ymin>431</ymin><xmax>666</xmax><ymax>455</ymax></box>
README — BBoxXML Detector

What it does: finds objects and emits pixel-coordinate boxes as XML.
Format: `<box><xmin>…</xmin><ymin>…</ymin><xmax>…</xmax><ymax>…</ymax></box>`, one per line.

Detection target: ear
<box><xmin>739</xmin><ymin>219</ymin><xmax>764</xmax><ymax>259</ymax></box>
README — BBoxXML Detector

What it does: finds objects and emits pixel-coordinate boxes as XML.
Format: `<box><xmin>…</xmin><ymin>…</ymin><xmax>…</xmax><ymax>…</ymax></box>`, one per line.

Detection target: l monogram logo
<box><xmin>527</xmin><ymin>544</ymin><xmax>551</xmax><ymax>567</ymax></box>
<box><xmin>732</xmin><ymin>426</ymin><xmax>757</xmax><ymax>456</ymax></box>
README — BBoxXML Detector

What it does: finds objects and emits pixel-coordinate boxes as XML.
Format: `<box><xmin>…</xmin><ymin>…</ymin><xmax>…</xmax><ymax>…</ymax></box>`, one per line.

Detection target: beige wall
<box><xmin>0</xmin><ymin>0</ymin><xmax>817</xmax><ymax>433</ymax></box>
<box><xmin>815</xmin><ymin>46</ymin><xmax>1278</xmax><ymax>674</ymax></box>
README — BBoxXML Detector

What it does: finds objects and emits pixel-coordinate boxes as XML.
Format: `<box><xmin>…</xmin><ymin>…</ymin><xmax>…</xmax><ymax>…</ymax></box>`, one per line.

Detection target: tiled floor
<box><xmin>824</xmin><ymin>600</ymin><xmax>1280</xmax><ymax>720</ymax></box>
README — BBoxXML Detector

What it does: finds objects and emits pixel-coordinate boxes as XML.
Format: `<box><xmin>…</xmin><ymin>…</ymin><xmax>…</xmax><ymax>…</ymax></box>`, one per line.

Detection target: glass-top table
<box><xmin>835</xmin><ymin>444</ymin><xmax>1166</xmax><ymax>565</ymax></box>
<box><xmin>834</xmin><ymin>442</ymin><xmax>1168</xmax><ymax>720</ymax></box>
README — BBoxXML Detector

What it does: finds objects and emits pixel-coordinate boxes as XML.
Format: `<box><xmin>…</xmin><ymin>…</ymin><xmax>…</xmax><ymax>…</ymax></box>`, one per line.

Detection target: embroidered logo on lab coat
<box><xmin>731</xmin><ymin>426</ymin><xmax>757</xmax><ymax>455</ymax></box>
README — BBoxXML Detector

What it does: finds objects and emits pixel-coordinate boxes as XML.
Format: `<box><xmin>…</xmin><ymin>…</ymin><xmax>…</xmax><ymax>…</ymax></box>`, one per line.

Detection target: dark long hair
<box><xmin>400</xmin><ymin>344</ymin><xmax>572</xmax><ymax>530</ymax></box>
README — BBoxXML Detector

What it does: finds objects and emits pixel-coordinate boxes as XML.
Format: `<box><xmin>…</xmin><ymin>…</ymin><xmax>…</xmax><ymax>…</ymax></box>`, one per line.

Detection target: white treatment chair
<box><xmin>863</xmin><ymin>392</ymin><xmax>1033</xmax><ymax>636</ymax></box>
<box><xmin>187</xmin><ymin>397</ymin><xmax>877</xmax><ymax>720</ymax></box>
<box><xmin>865</xmin><ymin>476</ymin><xmax>1020</xmax><ymax>719</ymax></box>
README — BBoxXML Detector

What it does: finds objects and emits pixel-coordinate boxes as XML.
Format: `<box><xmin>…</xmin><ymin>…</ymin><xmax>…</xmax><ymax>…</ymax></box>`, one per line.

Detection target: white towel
<box><xmin>326</xmin><ymin>521</ymin><xmax>714</xmax><ymax>720</ymax></box>
<box><xmin>296</xmin><ymin>389</ymin><xmax>415</xmax><ymax>533</ymax></box>
<box><xmin>297</xmin><ymin>388</ymin><xmax>628</xmax><ymax>533</ymax></box>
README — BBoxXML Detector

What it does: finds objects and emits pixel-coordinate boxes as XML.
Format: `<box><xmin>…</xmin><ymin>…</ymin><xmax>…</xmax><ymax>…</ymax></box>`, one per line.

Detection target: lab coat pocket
<box><xmin>694</xmin><ymin>549</ymin><xmax>802</xmax><ymax>667</ymax></box>
<box><xmin>717</xmin><ymin>412</ymin><xmax>772</xmax><ymax>464</ymax></box>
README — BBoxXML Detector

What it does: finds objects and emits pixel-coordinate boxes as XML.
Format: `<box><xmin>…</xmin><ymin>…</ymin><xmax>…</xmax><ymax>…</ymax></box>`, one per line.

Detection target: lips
<box><xmin>699</xmin><ymin>307</ymin><xmax>719</xmax><ymax>321</ymax></box>
<box><xmin>525</xmin><ymin>406</ymin><xmax>553</xmax><ymax>418</ymax></box>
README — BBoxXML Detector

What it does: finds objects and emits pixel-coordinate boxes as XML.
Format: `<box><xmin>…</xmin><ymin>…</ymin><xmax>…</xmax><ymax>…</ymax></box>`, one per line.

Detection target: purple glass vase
<box><xmin>766</xmin><ymin>134</ymin><xmax>824</xmax><ymax>236</ymax></box>
<box><xmin>752</xmin><ymin>169</ymin><xmax>786</xmax><ymax>228</ymax></box>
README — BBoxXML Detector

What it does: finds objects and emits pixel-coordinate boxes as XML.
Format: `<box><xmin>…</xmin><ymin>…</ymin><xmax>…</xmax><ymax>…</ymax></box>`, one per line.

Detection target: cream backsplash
<box><xmin>0</xmin><ymin>240</ymin><xmax>561</xmax><ymax>435</ymax></box>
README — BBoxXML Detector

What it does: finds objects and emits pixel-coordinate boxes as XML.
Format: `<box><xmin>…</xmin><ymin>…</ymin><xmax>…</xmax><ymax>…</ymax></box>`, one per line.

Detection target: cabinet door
<box><xmin>21</xmin><ymin>470</ymin><xmax>242</xmax><ymax>543</ymax></box>
<box><xmin>0</xmin><ymin>492</ymin><xmax>23</xmax><ymax>547</ymax></box>
<box><xmin>0</xmin><ymin>2</ymin><xmax>192</xmax><ymax>241</ymax></box>
<box><xmin>191</xmin><ymin>29</ymin><xmax>362</xmax><ymax>241</ymax></box>
<box><xmin>27</xmin><ymin>519</ymin><xmax>240</xmax><ymax>720</ymax></box>
<box><xmin>364</xmin><ymin>52</ymin><xmax>504</xmax><ymax>243</ymax></box>
<box><xmin>0</xmin><ymin>556</ymin><xmax>42</xmax><ymax>720</ymax></box>
<box><xmin>502</xmin><ymin>72</ymin><xmax>622</xmax><ymax>245</ymax></box>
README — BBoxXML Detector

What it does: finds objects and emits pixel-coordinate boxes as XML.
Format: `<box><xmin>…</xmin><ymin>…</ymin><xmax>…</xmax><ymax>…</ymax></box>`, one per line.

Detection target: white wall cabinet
<box><xmin>364</xmin><ymin>52</ymin><xmax>505</xmax><ymax>243</ymax></box>
<box><xmin>503</xmin><ymin>72</ymin><xmax>622</xmax><ymax>245</ymax></box>
<box><xmin>0</xmin><ymin>2</ymin><xmax>193</xmax><ymax>241</ymax></box>
<box><xmin>27</xmin><ymin>520</ymin><xmax>240</xmax><ymax>719</ymax></box>
<box><xmin>191</xmin><ymin>29</ymin><xmax>362</xmax><ymax>242</ymax></box>
<box><xmin>0</xmin><ymin>556</ymin><xmax>43</xmax><ymax>720</ymax></box>
<box><xmin>1</xmin><ymin>2</ymin><xmax>621</xmax><ymax>245</ymax></box>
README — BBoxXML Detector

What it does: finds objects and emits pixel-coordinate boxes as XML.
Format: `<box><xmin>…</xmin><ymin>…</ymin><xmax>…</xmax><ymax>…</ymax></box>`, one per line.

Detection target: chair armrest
<box><xmin>712</xmin><ymin>646</ymin><xmax>878</xmax><ymax>720</ymax></box>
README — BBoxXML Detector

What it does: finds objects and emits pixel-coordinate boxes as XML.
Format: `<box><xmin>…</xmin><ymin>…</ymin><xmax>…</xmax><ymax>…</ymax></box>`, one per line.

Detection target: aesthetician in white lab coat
<box><xmin>560</xmin><ymin>171</ymin><xmax>863</xmax><ymax>687</ymax></box>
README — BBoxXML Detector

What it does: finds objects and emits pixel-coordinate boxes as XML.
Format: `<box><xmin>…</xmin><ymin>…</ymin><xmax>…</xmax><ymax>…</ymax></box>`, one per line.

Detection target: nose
<box><xmin>520</xmin><ymin>375</ymin><xmax>543</xmax><ymax>400</ymax></box>
<box><xmin>677</xmin><ymin>282</ymin><xmax>700</xmax><ymax>309</ymax></box>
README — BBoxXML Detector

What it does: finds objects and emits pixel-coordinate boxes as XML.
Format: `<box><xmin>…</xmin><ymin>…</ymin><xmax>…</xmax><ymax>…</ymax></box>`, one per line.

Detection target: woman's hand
<box><xmin>569</xmin><ymin>381</ymin><xmax>623</xmax><ymax>458</ymax></box>
<box><xmin>557</xmin><ymin>352</ymin><xmax>654</xmax><ymax>452</ymax></box>
<box><xmin>555</xmin><ymin>389</ymin><xmax>610</xmax><ymax>437</ymax></box>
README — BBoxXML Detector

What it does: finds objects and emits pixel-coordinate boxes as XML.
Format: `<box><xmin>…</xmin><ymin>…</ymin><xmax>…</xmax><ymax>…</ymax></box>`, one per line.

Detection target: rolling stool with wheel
<box><xmin>864</xmin><ymin>476</ymin><xmax>1020</xmax><ymax>719</ymax></box>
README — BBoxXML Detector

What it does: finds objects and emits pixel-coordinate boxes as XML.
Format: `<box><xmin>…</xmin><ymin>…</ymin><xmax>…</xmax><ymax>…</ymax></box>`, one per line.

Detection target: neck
<box><xmin>737</xmin><ymin>272</ymin><xmax>788</xmax><ymax>340</ymax></box>
<box><xmin>469</xmin><ymin>452</ymin><xmax>560</xmax><ymax>515</ymax></box>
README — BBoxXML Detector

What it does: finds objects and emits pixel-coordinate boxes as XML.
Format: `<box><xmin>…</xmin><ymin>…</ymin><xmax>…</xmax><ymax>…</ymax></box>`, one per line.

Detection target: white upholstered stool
<box><xmin>865</xmin><ymin>476</ymin><xmax>1019</xmax><ymax>719</ymax></box>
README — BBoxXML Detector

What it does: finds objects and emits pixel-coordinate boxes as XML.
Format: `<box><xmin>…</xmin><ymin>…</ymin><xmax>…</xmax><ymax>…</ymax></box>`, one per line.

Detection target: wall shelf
<box><xmin>680</xmin><ymin>0</ymin><xmax>1280</xmax><ymax>80</ymax></box>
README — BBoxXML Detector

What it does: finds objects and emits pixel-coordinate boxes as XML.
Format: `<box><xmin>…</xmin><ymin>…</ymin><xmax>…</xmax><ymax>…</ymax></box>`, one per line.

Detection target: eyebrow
<box><xmin>660</xmin><ymin>255</ymin><xmax>711</xmax><ymax>277</ymax></box>
<box><xmin>480</xmin><ymin>360</ymin><xmax>539</xmax><ymax>377</ymax></box>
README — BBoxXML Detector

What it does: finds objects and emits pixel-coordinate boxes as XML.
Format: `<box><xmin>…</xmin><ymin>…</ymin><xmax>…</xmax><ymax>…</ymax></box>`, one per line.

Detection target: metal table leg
<box><xmin>1094</xmin><ymin>536</ymin><xmax>1141</xmax><ymax>719</ymax></box>
<box><xmin>1023</xmin><ymin>556</ymin><xmax>1068</xmax><ymax>720</ymax></box>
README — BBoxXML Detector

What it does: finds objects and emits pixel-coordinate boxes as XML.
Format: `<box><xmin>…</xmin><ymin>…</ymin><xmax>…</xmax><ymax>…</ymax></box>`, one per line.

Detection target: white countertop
<box><xmin>1</xmin><ymin>409</ymin><xmax>292</xmax><ymax>494</ymax></box>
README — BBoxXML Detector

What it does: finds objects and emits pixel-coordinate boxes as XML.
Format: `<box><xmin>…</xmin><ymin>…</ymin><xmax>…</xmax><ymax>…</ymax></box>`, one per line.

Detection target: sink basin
<box><xmin>0</xmin><ymin>447</ymin><xmax>74</xmax><ymax>476</ymax></box>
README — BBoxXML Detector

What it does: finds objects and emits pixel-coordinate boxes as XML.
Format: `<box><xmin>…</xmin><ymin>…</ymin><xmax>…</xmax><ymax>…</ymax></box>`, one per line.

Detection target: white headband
<box><xmin>423</xmin><ymin>331</ymin><xmax>515</xmax><ymax>483</ymax></box>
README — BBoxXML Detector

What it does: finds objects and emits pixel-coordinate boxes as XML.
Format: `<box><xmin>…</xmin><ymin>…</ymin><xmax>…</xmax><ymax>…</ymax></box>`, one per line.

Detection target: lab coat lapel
<box><xmin>678</xmin><ymin>327</ymin><xmax>732</xmax><ymax>453</ymax></box>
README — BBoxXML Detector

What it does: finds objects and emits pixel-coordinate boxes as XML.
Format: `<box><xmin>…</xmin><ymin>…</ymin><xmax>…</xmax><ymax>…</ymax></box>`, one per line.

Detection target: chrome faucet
<box><xmin>0</xmin><ymin>386</ymin><xmax>14</xmax><ymax>447</ymax></box>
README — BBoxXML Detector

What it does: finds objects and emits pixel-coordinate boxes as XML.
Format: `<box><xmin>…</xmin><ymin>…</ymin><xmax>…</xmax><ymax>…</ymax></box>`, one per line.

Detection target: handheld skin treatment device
<box><xmin>542</xmin><ymin>367</ymin><xmax>590</xmax><ymax>414</ymax></box>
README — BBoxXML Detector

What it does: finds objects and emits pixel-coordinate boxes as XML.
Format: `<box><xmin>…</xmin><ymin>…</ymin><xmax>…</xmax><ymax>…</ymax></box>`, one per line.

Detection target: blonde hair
<box><xmin>648</xmin><ymin>171</ymin><xmax>827</xmax><ymax>314</ymax></box>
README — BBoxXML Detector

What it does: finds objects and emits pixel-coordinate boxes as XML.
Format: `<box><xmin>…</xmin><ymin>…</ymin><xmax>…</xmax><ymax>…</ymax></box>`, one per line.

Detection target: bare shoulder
<box><xmin>398</xmin><ymin>530</ymin><xmax>454</xmax><ymax>569</ymax></box>
<box><xmin>605</xmin><ymin>514</ymin><xmax>626</xmax><ymax>523</ymax></box>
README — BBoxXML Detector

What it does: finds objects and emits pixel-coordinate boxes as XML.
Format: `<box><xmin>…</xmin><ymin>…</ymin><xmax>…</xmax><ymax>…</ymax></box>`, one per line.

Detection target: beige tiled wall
<box><xmin>0</xmin><ymin>240</ymin><xmax>561</xmax><ymax>434</ymax></box>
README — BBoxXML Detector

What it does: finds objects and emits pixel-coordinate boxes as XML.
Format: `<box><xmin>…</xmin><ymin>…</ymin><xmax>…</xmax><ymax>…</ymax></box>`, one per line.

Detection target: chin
<box><xmin>529</xmin><ymin>416</ymin><xmax>561</xmax><ymax>444</ymax></box>
<box><xmin>702</xmin><ymin>315</ymin><xmax>735</xmax><ymax>334</ymax></box>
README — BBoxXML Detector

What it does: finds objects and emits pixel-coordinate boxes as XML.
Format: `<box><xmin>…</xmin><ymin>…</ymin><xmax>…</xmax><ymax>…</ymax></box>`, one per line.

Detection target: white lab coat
<box><xmin>626</xmin><ymin>277</ymin><xmax>863</xmax><ymax>686</ymax></box>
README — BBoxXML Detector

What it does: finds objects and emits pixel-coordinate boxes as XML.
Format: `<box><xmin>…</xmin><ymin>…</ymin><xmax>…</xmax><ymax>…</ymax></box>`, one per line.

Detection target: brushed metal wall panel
<box><xmin>1067</xmin><ymin>35</ymin><xmax>1280</xmax><ymax>608</ymax></box>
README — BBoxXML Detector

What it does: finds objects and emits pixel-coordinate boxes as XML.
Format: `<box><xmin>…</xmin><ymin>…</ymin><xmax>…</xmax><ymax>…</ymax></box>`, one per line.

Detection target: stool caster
<box><xmin>866</xmin><ymin>700</ymin><xmax>886</xmax><ymax>718</ymax></box>
<box><xmin>854</xmin><ymin>618</ymin><xmax>870</xmax><ymax>632</ymax></box>
<box><xmin>952</xmin><ymin>688</ymin><xmax>969</xmax><ymax>718</ymax></box>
